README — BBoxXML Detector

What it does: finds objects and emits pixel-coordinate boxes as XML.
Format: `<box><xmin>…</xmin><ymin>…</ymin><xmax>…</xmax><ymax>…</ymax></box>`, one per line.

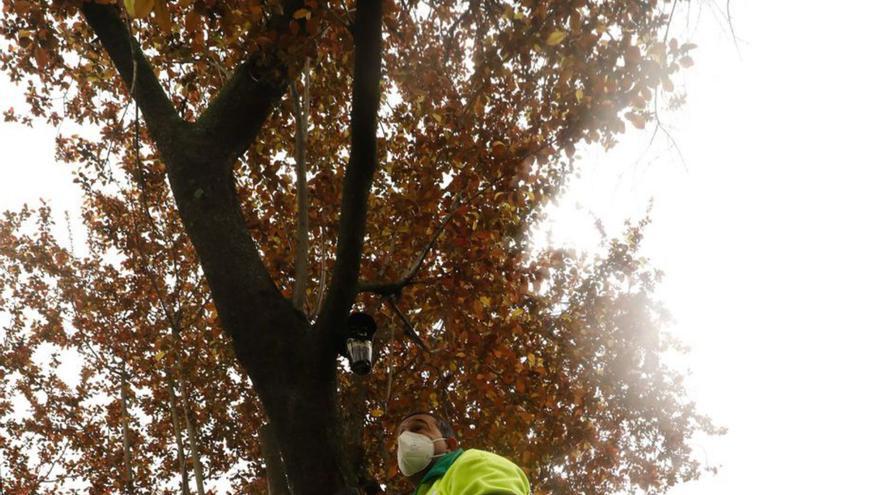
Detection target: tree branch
<box><xmin>194</xmin><ymin>54</ymin><xmax>290</xmax><ymax>163</ymax></box>
<box><xmin>313</xmin><ymin>235</ymin><xmax>328</xmax><ymax>318</ymax></box>
<box><xmin>357</xmin><ymin>193</ymin><xmax>462</xmax><ymax>297</ymax></box>
<box><xmin>316</xmin><ymin>0</ymin><xmax>384</xmax><ymax>343</ymax></box>
<box><xmin>194</xmin><ymin>0</ymin><xmax>306</xmax><ymax>163</ymax></box>
<box><xmin>30</xmin><ymin>439</ymin><xmax>70</xmax><ymax>492</ymax></box>
<box><xmin>165</xmin><ymin>371</ymin><xmax>192</xmax><ymax>495</ymax></box>
<box><xmin>385</xmin><ymin>296</ymin><xmax>429</xmax><ymax>352</ymax></box>
<box><xmin>81</xmin><ymin>1</ymin><xmax>315</xmax><ymax>397</ymax></box>
<box><xmin>81</xmin><ymin>1</ymin><xmax>311</xmax><ymax>168</ymax></box>
<box><xmin>80</xmin><ymin>5</ymin><xmax>328</xmax><ymax>485</ymax></box>
<box><xmin>119</xmin><ymin>365</ymin><xmax>136</xmax><ymax>494</ymax></box>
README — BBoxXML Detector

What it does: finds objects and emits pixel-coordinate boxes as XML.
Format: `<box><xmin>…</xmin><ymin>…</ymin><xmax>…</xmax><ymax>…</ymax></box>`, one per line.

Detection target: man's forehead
<box><xmin>398</xmin><ymin>413</ymin><xmax>436</xmax><ymax>430</ymax></box>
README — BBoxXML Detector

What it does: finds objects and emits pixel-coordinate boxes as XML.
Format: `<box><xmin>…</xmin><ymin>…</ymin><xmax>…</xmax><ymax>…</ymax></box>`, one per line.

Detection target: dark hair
<box><xmin>401</xmin><ymin>411</ymin><xmax>457</xmax><ymax>440</ymax></box>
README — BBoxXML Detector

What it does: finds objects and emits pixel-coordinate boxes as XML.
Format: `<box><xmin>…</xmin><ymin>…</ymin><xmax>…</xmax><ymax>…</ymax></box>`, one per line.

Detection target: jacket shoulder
<box><xmin>442</xmin><ymin>449</ymin><xmax>530</xmax><ymax>494</ymax></box>
<box><xmin>456</xmin><ymin>449</ymin><xmax>518</xmax><ymax>467</ymax></box>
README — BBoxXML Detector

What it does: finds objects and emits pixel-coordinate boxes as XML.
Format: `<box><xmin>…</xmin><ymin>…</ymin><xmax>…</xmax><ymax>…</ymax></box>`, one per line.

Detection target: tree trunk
<box><xmin>79</xmin><ymin>0</ymin><xmax>384</xmax><ymax>493</ymax></box>
<box><xmin>267</xmin><ymin>340</ymin><xmax>355</xmax><ymax>495</ymax></box>
<box><xmin>259</xmin><ymin>423</ymin><xmax>292</xmax><ymax>495</ymax></box>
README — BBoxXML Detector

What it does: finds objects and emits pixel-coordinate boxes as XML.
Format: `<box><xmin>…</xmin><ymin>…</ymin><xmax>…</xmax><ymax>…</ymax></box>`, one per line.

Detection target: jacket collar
<box><xmin>414</xmin><ymin>448</ymin><xmax>464</xmax><ymax>494</ymax></box>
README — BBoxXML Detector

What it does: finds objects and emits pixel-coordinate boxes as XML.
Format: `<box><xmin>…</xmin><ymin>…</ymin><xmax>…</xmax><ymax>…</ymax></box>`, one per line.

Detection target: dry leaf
<box><xmin>546</xmin><ymin>30</ymin><xmax>566</xmax><ymax>46</ymax></box>
<box><xmin>124</xmin><ymin>0</ymin><xmax>155</xmax><ymax>19</ymax></box>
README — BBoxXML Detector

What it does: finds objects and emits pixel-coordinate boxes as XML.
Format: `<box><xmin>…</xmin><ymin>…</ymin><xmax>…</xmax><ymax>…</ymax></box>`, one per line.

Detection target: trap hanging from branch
<box><xmin>343</xmin><ymin>312</ymin><xmax>377</xmax><ymax>375</ymax></box>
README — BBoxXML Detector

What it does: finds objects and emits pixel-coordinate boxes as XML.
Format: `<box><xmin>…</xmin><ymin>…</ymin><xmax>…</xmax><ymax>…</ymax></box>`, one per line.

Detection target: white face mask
<box><xmin>397</xmin><ymin>431</ymin><xmax>446</xmax><ymax>476</ymax></box>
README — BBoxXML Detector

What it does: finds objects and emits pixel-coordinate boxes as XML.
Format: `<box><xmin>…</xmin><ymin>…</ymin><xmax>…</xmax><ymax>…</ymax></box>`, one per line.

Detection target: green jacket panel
<box><xmin>414</xmin><ymin>449</ymin><xmax>530</xmax><ymax>495</ymax></box>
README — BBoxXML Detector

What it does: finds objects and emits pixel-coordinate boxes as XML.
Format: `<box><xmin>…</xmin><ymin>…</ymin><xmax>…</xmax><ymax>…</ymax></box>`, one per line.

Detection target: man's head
<box><xmin>395</xmin><ymin>411</ymin><xmax>459</xmax><ymax>483</ymax></box>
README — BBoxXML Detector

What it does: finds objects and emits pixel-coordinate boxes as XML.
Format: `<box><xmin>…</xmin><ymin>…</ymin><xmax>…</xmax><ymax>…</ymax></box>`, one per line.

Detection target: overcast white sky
<box><xmin>543</xmin><ymin>1</ymin><xmax>880</xmax><ymax>493</ymax></box>
<box><xmin>2</xmin><ymin>0</ymin><xmax>879</xmax><ymax>493</ymax></box>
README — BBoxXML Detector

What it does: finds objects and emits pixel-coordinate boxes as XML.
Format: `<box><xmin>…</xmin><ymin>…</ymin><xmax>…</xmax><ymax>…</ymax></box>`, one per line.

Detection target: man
<box><xmin>395</xmin><ymin>411</ymin><xmax>530</xmax><ymax>495</ymax></box>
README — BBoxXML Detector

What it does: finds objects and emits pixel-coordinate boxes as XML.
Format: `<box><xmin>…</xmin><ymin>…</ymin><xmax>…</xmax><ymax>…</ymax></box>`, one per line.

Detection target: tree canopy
<box><xmin>0</xmin><ymin>0</ymin><xmax>719</xmax><ymax>493</ymax></box>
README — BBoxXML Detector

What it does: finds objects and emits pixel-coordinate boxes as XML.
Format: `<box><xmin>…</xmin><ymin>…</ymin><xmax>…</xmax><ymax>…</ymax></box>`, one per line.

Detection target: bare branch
<box><xmin>663</xmin><ymin>0</ymin><xmax>679</xmax><ymax>42</ymax></box>
<box><xmin>384</xmin><ymin>319</ymin><xmax>396</xmax><ymax>408</ymax></box>
<box><xmin>193</xmin><ymin>0</ymin><xmax>310</xmax><ymax>163</ymax></box>
<box><xmin>181</xmin><ymin>390</ymin><xmax>206</xmax><ymax>495</ymax></box>
<box><xmin>358</xmin><ymin>128</ymin><xmax>570</xmax><ymax>298</ymax></box>
<box><xmin>170</xmin><ymin>329</ymin><xmax>206</xmax><ymax>495</ymax></box>
<box><xmin>81</xmin><ymin>1</ymin><xmax>313</xmax><ymax>169</ymax></box>
<box><xmin>81</xmin><ymin>3</ymin><xmax>312</xmax><ymax>383</ymax></box>
<box><xmin>194</xmin><ymin>57</ymin><xmax>289</xmax><ymax>163</ymax></box>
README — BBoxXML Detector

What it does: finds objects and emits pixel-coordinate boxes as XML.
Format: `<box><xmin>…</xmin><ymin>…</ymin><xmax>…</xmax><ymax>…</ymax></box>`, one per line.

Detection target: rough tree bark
<box><xmin>259</xmin><ymin>424</ymin><xmax>293</xmax><ymax>495</ymax></box>
<box><xmin>78</xmin><ymin>1</ymin><xmax>384</xmax><ymax>493</ymax></box>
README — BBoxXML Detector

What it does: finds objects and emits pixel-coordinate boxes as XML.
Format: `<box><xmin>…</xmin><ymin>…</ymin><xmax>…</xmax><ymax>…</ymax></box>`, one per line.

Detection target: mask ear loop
<box><xmin>430</xmin><ymin>437</ymin><xmax>449</xmax><ymax>458</ymax></box>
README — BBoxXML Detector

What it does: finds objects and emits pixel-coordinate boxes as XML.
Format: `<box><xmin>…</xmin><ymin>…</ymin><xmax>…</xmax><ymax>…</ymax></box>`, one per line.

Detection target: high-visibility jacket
<box><xmin>413</xmin><ymin>449</ymin><xmax>530</xmax><ymax>495</ymax></box>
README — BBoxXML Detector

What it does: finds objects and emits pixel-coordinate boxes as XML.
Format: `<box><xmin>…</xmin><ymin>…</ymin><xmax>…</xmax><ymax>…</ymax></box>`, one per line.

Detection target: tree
<box><xmin>0</xmin><ymin>196</ymin><xmax>264</xmax><ymax>493</ymax></box>
<box><xmin>0</xmin><ymin>0</ymin><xmax>718</xmax><ymax>493</ymax></box>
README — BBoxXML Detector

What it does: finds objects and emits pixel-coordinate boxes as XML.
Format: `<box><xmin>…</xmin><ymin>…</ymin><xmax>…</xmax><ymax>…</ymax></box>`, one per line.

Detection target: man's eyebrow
<box><xmin>398</xmin><ymin>417</ymin><xmax>431</xmax><ymax>433</ymax></box>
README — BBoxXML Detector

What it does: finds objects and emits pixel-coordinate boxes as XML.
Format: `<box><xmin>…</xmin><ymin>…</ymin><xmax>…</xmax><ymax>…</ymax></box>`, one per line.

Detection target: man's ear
<box><xmin>446</xmin><ymin>436</ymin><xmax>459</xmax><ymax>450</ymax></box>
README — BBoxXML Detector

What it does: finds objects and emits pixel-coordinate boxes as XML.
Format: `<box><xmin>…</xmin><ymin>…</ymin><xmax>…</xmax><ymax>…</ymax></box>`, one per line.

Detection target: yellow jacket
<box><xmin>413</xmin><ymin>449</ymin><xmax>530</xmax><ymax>495</ymax></box>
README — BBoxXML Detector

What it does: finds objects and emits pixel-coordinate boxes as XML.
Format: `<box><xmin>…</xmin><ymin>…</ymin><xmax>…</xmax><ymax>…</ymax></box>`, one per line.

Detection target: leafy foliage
<box><xmin>0</xmin><ymin>0</ymin><xmax>718</xmax><ymax>493</ymax></box>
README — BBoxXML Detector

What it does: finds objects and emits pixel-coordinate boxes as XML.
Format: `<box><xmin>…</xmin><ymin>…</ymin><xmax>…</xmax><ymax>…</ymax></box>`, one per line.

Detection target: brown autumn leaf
<box><xmin>33</xmin><ymin>46</ymin><xmax>48</xmax><ymax>69</ymax></box>
<box><xmin>124</xmin><ymin>0</ymin><xmax>155</xmax><ymax>19</ymax></box>
<box><xmin>153</xmin><ymin>0</ymin><xmax>172</xmax><ymax>34</ymax></box>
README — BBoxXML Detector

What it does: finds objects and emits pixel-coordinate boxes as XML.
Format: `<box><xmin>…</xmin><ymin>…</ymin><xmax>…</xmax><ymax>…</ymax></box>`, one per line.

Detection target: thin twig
<box><xmin>643</xmin><ymin>0</ymin><xmax>688</xmax><ymax>170</ymax></box>
<box><xmin>726</xmin><ymin>0</ymin><xmax>742</xmax><ymax>58</ymax></box>
<box><xmin>663</xmin><ymin>0</ymin><xmax>679</xmax><ymax>42</ymax></box>
<box><xmin>30</xmin><ymin>439</ymin><xmax>70</xmax><ymax>490</ymax></box>
<box><xmin>357</xmin><ymin>178</ymin><xmax>498</xmax><ymax>296</ymax></box>
<box><xmin>402</xmin><ymin>192</ymin><xmax>464</xmax><ymax>282</ymax></box>
<box><xmin>385</xmin><ymin>296</ymin><xmax>429</xmax><ymax>352</ymax></box>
